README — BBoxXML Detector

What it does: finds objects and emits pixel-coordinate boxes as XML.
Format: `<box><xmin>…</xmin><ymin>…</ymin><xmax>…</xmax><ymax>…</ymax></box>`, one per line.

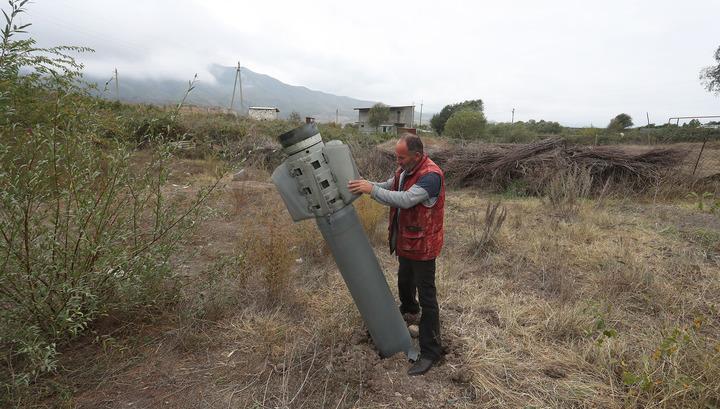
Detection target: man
<box><xmin>348</xmin><ymin>133</ymin><xmax>445</xmax><ymax>376</ymax></box>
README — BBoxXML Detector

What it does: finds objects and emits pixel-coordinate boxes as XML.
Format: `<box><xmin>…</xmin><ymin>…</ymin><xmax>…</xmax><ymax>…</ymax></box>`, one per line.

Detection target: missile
<box><xmin>271</xmin><ymin>123</ymin><xmax>418</xmax><ymax>360</ymax></box>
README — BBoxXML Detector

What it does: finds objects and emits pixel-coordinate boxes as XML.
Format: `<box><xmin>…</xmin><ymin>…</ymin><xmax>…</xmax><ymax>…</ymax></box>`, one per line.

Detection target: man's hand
<box><xmin>348</xmin><ymin>179</ymin><xmax>373</xmax><ymax>195</ymax></box>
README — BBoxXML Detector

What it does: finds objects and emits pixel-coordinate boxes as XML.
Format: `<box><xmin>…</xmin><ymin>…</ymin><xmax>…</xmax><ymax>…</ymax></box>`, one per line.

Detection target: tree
<box><xmin>444</xmin><ymin>109</ymin><xmax>487</xmax><ymax>139</ymax></box>
<box><xmin>686</xmin><ymin>119</ymin><xmax>701</xmax><ymax>128</ymax></box>
<box><xmin>368</xmin><ymin>103</ymin><xmax>389</xmax><ymax>130</ymax></box>
<box><xmin>430</xmin><ymin>99</ymin><xmax>484</xmax><ymax>135</ymax></box>
<box><xmin>700</xmin><ymin>45</ymin><xmax>720</xmax><ymax>94</ymax></box>
<box><xmin>607</xmin><ymin>113</ymin><xmax>633</xmax><ymax>131</ymax></box>
<box><xmin>288</xmin><ymin>111</ymin><xmax>302</xmax><ymax>124</ymax></box>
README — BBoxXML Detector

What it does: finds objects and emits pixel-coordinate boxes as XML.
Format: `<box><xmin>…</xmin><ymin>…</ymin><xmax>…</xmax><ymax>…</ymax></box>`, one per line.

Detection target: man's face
<box><xmin>395</xmin><ymin>140</ymin><xmax>421</xmax><ymax>172</ymax></box>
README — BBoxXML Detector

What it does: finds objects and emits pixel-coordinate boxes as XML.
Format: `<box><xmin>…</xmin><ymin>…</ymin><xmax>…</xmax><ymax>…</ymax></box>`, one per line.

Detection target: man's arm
<box><xmin>348</xmin><ymin>173</ymin><xmax>440</xmax><ymax>209</ymax></box>
<box><xmin>370</xmin><ymin>184</ymin><xmax>429</xmax><ymax>209</ymax></box>
<box><xmin>372</xmin><ymin>176</ymin><xmax>395</xmax><ymax>190</ymax></box>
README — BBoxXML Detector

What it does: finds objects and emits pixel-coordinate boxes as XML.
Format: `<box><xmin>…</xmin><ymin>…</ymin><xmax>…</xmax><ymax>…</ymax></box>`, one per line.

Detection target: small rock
<box><xmin>394</xmin><ymin>392</ymin><xmax>402</xmax><ymax>397</ymax></box>
<box><xmin>406</xmin><ymin>396</ymin><xmax>413</xmax><ymax>401</ymax></box>
<box><xmin>408</xmin><ymin>325</ymin><xmax>419</xmax><ymax>338</ymax></box>
<box><xmin>232</xmin><ymin>169</ymin><xmax>248</xmax><ymax>181</ymax></box>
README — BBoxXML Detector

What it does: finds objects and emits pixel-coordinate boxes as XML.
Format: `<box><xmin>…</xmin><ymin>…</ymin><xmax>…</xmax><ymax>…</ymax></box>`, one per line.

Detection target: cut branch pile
<box><xmin>372</xmin><ymin>138</ymin><xmax>688</xmax><ymax>194</ymax></box>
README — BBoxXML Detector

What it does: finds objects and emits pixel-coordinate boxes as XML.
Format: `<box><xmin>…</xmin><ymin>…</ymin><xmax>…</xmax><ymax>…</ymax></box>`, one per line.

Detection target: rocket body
<box><xmin>271</xmin><ymin>124</ymin><xmax>417</xmax><ymax>360</ymax></box>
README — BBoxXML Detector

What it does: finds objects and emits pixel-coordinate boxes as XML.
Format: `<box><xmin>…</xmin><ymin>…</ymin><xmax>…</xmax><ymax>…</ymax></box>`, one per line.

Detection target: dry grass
<box><xmin>15</xmin><ymin>154</ymin><xmax>720</xmax><ymax>409</ymax></box>
<box><xmin>354</xmin><ymin>195</ymin><xmax>386</xmax><ymax>245</ymax></box>
<box><xmin>442</xmin><ymin>193</ymin><xmax>719</xmax><ymax>408</ymax></box>
<box><xmin>546</xmin><ymin>164</ymin><xmax>593</xmax><ymax>220</ymax></box>
<box><xmin>466</xmin><ymin>200</ymin><xmax>507</xmax><ymax>257</ymax></box>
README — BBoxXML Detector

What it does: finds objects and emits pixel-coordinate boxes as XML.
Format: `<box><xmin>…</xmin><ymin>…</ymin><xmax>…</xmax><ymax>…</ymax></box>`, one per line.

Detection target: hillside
<box><xmin>85</xmin><ymin>64</ymin><xmax>379</xmax><ymax>123</ymax></box>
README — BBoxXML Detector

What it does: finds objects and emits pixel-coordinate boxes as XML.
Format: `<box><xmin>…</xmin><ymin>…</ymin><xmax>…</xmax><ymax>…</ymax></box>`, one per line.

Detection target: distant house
<box><xmin>248</xmin><ymin>106</ymin><xmax>280</xmax><ymax>120</ymax></box>
<box><xmin>354</xmin><ymin>105</ymin><xmax>415</xmax><ymax>133</ymax></box>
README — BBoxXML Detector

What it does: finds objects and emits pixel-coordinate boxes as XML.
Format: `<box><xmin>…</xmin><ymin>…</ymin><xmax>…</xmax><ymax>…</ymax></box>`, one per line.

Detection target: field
<box><xmin>3</xmin><ymin>2</ymin><xmax>719</xmax><ymax>406</ymax></box>
<box><xmin>3</xmin><ymin>135</ymin><xmax>716</xmax><ymax>408</ymax></box>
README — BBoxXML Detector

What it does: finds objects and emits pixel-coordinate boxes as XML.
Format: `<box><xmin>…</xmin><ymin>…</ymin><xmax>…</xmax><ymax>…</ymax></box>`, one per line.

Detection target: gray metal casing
<box><xmin>271</xmin><ymin>125</ymin><xmax>417</xmax><ymax>360</ymax></box>
<box><xmin>272</xmin><ymin>136</ymin><xmax>360</xmax><ymax>221</ymax></box>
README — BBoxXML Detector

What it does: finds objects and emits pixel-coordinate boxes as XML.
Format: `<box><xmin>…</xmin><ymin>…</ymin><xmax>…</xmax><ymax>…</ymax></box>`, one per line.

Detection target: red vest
<box><xmin>388</xmin><ymin>154</ymin><xmax>445</xmax><ymax>260</ymax></box>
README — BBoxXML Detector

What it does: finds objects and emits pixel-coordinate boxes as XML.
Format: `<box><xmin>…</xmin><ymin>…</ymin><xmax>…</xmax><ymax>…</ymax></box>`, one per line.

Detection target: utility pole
<box><xmin>114</xmin><ymin>67</ymin><xmax>119</xmax><ymax>102</ymax></box>
<box><xmin>419</xmin><ymin>100</ymin><xmax>423</xmax><ymax>127</ymax></box>
<box><xmin>511</xmin><ymin>108</ymin><xmax>515</xmax><ymax>124</ymax></box>
<box><xmin>238</xmin><ymin>61</ymin><xmax>244</xmax><ymax>113</ymax></box>
<box><xmin>230</xmin><ymin>61</ymin><xmax>241</xmax><ymax>112</ymax></box>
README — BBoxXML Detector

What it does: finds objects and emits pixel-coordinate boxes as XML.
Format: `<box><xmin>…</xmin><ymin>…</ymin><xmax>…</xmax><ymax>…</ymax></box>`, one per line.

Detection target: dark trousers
<box><xmin>398</xmin><ymin>256</ymin><xmax>442</xmax><ymax>361</ymax></box>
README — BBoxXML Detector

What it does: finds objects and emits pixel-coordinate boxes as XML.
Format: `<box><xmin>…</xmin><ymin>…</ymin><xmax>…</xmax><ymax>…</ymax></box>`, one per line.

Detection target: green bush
<box><xmin>487</xmin><ymin>122</ymin><xmax>538</xmax><ymax>143</ymax></box>
<box><xmin>607</xmin><ymin>113</ymin><xmax>633</xmax><ymax>132</ymax></box>
<box><xmin>444</xmin><ymin>109</ymin><xmax>487</xmax><ymax>139</ymax></box>
<box><xmin>430</xmin><ymin>99</ymin><xmax>483</xmax><ymax>135</ymax></box>
<box><xmin>368</xmin><ymin>103</ymin><xmax>390</xmax><ymax>129</ymax></box>
<box><xmin>0</xmin><ymin>1</ymin><xmax>217</xmax><ymax>392</ymax></box>
<box><xmin>526</xmin><ymin>119</ymin><xmax>562</xmax><ymax>134</ymax></box>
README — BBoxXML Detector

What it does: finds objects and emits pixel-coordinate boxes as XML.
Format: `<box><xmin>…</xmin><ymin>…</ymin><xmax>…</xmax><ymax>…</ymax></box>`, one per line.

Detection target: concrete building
<box><xmin>354</xmin><ymin>105</ymin><xmax>415</xmax><ymax>133</ymax></box>
<box><xmin>248</xmin><ymin>106</ymin><xmax>280</xmax><ymax>120</ymax></box>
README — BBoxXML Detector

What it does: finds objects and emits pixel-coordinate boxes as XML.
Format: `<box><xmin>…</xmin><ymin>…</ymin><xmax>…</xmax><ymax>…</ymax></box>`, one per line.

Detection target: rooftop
<box><xmin>248</xmin><ymin>106</ymin><xmax>280</xmax><ymax>112</ymax></box>
<box><xmin>354</xmin><ymin>105</ymin><xmax>415</xmax><ymax>111</ymax></box>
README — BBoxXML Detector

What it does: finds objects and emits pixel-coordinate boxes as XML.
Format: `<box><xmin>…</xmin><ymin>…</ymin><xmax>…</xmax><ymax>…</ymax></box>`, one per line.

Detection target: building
<box><xmin>354</xmin><ymin>105</ymin><xmax>415</xmax><ymax>133</ymax></box>
<box><xmin>248</xmin><ymin>106</ymin><xmax>280</xmax><ymax>120</ymax></box>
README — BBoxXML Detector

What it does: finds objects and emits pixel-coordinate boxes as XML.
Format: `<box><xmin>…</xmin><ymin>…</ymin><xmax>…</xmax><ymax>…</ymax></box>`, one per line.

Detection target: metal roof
<box><xmin>354</xmin><ymin>105</ymin><xmax>415</xmax><ymax>111</ymax></box>
<box><xmin>248</xmin><ymin>106</ymin><xmax>280</xmax><ymax>112</ymax></box>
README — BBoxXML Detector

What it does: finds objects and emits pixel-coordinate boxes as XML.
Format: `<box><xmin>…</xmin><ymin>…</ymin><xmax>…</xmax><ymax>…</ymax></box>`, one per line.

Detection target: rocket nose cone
<box><xmin>278</xmin><ymin>123</ymin><xmax>319</xmax><ymax>149</ymax></box>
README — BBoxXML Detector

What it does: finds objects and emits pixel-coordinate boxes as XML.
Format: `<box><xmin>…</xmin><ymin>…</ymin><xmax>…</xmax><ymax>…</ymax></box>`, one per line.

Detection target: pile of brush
<box><xmin>372</xmin><ymin>138</ymin><xmax>688</xmax><ymax>193</ymax></box>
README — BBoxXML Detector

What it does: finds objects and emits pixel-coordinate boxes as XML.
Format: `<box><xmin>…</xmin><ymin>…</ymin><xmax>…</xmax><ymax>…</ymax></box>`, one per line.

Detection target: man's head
<box><xmin>395</xmin><ymin>133</ymin><xmax>424</xmax><ymax>172</ymax></box>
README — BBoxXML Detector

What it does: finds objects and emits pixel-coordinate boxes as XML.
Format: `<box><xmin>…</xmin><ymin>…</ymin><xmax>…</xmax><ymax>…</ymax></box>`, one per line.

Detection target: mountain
<box><xmin>84</xmin><ymin>64</ymin><xmax>379</xmax><ymax>123</ymax></box>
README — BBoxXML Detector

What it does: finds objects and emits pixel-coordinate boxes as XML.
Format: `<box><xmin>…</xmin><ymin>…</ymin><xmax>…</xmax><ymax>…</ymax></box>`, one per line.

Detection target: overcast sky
<box><xmin>18</xmin><ymin>0</ymin><xmax>720</xmax><ymax>126</ymax></box>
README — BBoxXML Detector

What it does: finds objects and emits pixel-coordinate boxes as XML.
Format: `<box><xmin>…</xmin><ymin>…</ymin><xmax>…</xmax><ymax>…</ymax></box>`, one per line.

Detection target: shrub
<box><xmin>368</xmin><ymin>103</ymin><xmax>390</xmax><ymax>129</ymax></box>
<box><xmin>0</xmin><ymin>2</ymin><xmax>218</xmax><ymax>390</ymax></box>
<box><xmin>486</xmin><ymin>122</ymin><xmax>537</xmax><ymax>143</ymax></box>
<box><xmin>430</xmin><ymin>99</ymin><xmax>483</xmax><ymax>135</ymax></box>
<box><xmin>467</xmin><ymin>201</ymin><xmax>507</xmax><ymax>256</ymax></box>
<box><xmin>545</xmin><ymin>165</ymin><xmax>592</xmax><ymax>220</ymax></box>
<box><xmin>242</xmin><ymin>215</ymin><xmax>296</xmax><ymax>304</ymax></box>
<box><xmin>526</xmin><ymin>119</ymin><xmax>562</xmax><ymax>134</ymax></box>
<box><xmin>0</xmin><ymin>114</ymin><xmax>219</xmax><ymax>388</ymax></box>
<box><xmin>607</xmin><ymin>113</ymin><xmax>633</xmax><ymax>132</ymax></box>
<box><xmin>699</xmin><ymin>44</ymin><xmax>720</xmax><ymax>94</ymax></box>
<box><xmin>288</xmin><ymin>111</ymin><xmax>302</xmax><ymax>125</ymax></box>
<box><xmin>444</xmin><ymin>109</ymin><xmax>488</xmax><ymax>140</ymax></box>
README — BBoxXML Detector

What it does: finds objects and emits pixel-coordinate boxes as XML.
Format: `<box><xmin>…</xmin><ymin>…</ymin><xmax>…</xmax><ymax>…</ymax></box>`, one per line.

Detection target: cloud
<box><xmin>17</xmin><ymin>0</ymin><xmax>720</xmax><ymax>126</ymax></box>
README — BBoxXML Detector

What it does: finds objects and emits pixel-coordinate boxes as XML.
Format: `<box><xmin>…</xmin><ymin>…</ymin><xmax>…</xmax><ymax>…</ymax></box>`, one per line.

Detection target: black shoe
<box><xmin>407</xmin><ymin>357</ymin><xmax>435</xmax><ymax>376</ymax></box>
